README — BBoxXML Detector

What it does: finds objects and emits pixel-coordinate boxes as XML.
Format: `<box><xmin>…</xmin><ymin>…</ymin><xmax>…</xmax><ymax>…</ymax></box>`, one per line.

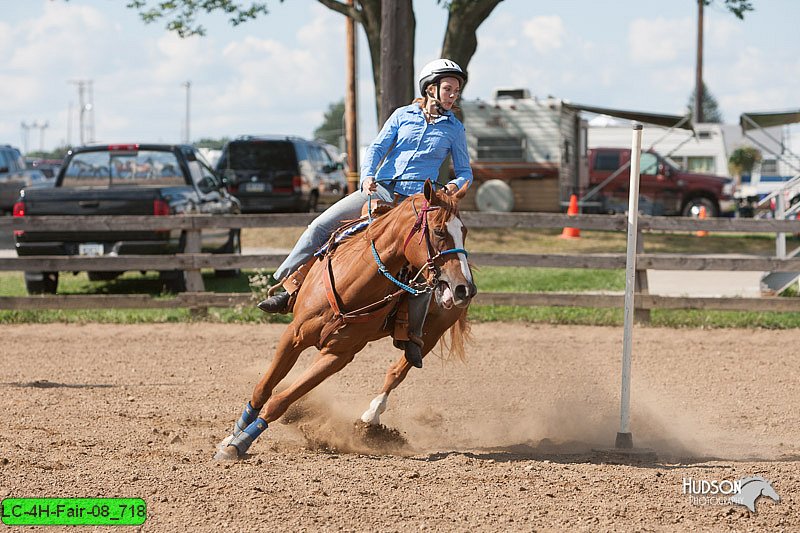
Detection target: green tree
<box><xmin>687</xmin><ymin>81</ymin><xmax>723</xmax><ymax>123</ymax></box>
<box><xmin>702</xmin><ymin>0</ymin><xmax>754</xmax><ymax>19</ymax></box>
<box><xmin>125</xmin><ymin>0</ymin><xmax>504</xmax><ymax>124</ymax></box>
<box><xmin>313</xmin><ymin>100</ymin><xmax>345</xmax><ymax>146</ymax></box>
<box><xmin>194</xmin><ymin>137</ymin><xmax>231</xmax><ymax>150</ymax></box>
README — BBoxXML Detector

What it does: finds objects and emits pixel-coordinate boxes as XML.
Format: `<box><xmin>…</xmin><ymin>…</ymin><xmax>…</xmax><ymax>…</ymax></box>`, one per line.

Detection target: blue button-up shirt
<box><xmin>360</xmin><ymin>103</ymin><xmax>473</xmax><ymax>197</ymax></box>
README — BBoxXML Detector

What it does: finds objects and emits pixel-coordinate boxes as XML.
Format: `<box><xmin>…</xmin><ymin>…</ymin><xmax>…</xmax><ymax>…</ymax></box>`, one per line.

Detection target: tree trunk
<box><xmin>379</xmin><ymin>0</ymin><xmax>414</xmax><ymax>125</ymax></box>
<box><xmin>441</xmin><ymin>0</ymin><xmax>504</xmax><ymax>91</ymax></box>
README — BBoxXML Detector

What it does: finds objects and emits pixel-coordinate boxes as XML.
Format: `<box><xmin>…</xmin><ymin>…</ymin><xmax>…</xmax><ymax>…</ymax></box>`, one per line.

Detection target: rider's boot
<box><xmin>257</xmin><ymin>259</ymin><xmax>315</xmax><ymax>314</ymax></box>
<box><xmin>399</xmin><ymin>291</ymin><xmax>432</xmax><ymax>368</ymax></box>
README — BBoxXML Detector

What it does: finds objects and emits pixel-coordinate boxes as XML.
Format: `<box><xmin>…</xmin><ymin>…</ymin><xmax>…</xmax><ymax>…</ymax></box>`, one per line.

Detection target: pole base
<box><xmin>615</xmin><ymin>432</ymin><xmax>633</xmax><ymax>449</ymax></box>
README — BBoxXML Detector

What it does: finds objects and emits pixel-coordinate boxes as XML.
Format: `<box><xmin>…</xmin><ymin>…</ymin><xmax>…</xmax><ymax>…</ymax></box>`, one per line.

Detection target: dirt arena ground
<box><xmin>1</xmin><ymin>322</ymin><xmax>798</xmax><ymax>531</ymax></box>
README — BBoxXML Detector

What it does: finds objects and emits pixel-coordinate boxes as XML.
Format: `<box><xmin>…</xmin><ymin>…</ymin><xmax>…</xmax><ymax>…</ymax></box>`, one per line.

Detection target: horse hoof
<box><xmin>216</xmin><ymin>434</ymin><xmax>234</xmax><ymax>452</ymax></box>
<box><xmin>213</xmin><ymin>445</ymin><xmax>241</xmax><ymax>462</ymax></box>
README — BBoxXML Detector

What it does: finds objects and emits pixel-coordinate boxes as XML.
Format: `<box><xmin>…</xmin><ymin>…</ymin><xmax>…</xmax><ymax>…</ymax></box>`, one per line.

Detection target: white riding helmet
<box><xmin>417</xmin><ymin>58</ymin><xmax>467</xmax><ymax>96</ymax></box>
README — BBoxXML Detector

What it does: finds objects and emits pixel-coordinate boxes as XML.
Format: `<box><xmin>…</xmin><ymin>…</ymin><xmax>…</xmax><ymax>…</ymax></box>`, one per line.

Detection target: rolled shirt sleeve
<box><xmin>448</xmin><ymin>121</ymin><xmax>473</xmax><ymax>190</ymax></box>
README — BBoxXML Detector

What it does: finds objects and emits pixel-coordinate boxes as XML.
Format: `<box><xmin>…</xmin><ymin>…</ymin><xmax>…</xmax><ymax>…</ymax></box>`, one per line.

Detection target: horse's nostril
<box><xmin>454</xmin><ymin>284</ymin><xmax>469</xmax><ymax>301</ymax></box>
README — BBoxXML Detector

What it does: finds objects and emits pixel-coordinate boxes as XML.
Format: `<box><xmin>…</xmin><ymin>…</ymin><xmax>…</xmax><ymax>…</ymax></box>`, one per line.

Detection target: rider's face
<box><xmin>432</xmin><ymin>77</ymin><xmax>461</xmax><ymax>109</ymax></box>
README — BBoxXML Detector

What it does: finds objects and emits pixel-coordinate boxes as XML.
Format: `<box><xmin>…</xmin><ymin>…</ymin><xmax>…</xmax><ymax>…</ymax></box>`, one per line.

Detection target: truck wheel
<box><xmin>25</xmin><ymin>272</ymin><xmax>59</xmax><ymax>295</ymax></box>
<box><xmin>214</xmin><ymin>230</ymin><xmax>241</xmax><ymax>278</ymax></box>
<box><xmin>159</xmin><ymin>270</ymin><xmax>186</xmax><ymax>293</ymax></box>
<box><xmin>681</xmin><ymin>197</ymin><xmax>718</xmax><ymax>218</ymax></box>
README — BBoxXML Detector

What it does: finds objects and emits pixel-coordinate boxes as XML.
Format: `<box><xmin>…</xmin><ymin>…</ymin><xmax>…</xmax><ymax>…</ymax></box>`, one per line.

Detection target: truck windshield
<box><xmin>62</xmin><ymin>150</ymin><xmax>186</xmax><ymax>188</ymax></box>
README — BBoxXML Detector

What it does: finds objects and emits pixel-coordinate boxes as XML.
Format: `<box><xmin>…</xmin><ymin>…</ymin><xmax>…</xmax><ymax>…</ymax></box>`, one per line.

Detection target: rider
<box><xmin>257</xmin><ymin>58</ymin><xmax>473</xmax><ymax>368</ymax></box>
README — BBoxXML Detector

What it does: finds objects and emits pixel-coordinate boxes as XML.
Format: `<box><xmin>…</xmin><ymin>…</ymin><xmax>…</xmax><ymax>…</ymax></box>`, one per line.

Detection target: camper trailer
<box><xmin>456</xmin><ymin>89</ymin><xmax>588</xmax><ymax>212</ymax></box>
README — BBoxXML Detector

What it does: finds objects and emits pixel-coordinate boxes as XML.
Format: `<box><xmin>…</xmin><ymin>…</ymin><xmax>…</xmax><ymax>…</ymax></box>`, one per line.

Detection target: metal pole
<box><xmin>616</xmin><ymin>123</ymin><xmax>643</xmax><ymax>450</ymax></box>
<box><xmin>776</xmin><ymin>192</ymin><xmax>786</xmax><ymax>258</ymax></box>
<box><xmin>183</xmin><ymin>81</ymin><xmax>191</xmax><ymax>144</ymax></box>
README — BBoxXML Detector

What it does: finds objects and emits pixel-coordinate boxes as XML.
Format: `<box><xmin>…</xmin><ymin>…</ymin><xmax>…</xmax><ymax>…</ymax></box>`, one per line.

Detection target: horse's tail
<box><xmin>437</xmin><ymin>308</ymin><xmax>471</xmax><ymax>362</ymax></box>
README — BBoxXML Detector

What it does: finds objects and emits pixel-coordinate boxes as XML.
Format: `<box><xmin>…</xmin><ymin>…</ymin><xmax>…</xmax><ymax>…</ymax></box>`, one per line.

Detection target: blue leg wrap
<box><xmin>233</xmin><ymin>402</ymin><xmax>262</xmax><ymax>436</ymax></box>
<box><xmin>228</xmin><ymin>418</ymin><xmax>268</xmax><ymax>456</ymax></box>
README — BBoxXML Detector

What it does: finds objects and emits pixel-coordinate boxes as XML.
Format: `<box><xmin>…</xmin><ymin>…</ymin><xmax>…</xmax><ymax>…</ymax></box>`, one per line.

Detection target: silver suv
<box><xmin>216</xmin><ymin>136</ymin><xmax>347</xmax><ymax>213</ymax></box>
<box><xmin>0</xmin><ymin>145</ymin><xmax>52</xmax><ymax>213</ymax></box>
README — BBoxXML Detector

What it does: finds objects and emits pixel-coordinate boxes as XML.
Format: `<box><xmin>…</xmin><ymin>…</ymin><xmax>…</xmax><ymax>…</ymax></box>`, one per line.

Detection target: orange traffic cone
<box><xmin>560</xmin><ymin>194</ymin><xmax>581</xmax><ymax>239</ymax></box>
<box><xmin>695</xmin><ymin>205</ymin><xmax>708</xmax><ymax>237</ymax></box>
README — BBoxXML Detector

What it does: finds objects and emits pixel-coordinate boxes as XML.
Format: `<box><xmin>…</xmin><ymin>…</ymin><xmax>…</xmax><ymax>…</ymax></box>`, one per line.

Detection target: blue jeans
<box><xmin>273</xmin><ymin>182</ymin><xmax>398</xmax><ymax>281</ymax></box>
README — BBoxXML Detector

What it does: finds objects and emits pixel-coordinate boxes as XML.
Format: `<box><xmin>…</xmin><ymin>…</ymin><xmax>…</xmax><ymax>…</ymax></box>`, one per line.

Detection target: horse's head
<box><xmin>402</xmin><ymin>180</ymin><xmax>476</xmax><ymax>309</ymax></box>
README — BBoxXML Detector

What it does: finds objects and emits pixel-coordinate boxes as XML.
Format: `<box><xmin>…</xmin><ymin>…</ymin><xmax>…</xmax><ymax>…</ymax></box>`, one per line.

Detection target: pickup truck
<box><xmin>13</xmin><ymin>143</ymin><xmax>241</xmax><ymax>294</ymax></box>
<box><xmin>586</xmin><ymin>147</ymin><xmax>735</xmax><ymax>217</ymax></box>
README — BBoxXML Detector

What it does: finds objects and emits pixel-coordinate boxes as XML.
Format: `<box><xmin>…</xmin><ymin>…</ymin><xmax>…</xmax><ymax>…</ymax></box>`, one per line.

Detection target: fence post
<box><xmin>181</xmin><ymin>228</ymin><xmax>205</xmax><ymax>293</ymax></box>
<box><xmin>634</xmin><ymin>227</ymin><xmax>651</xmax><ymax>324</ymax></box>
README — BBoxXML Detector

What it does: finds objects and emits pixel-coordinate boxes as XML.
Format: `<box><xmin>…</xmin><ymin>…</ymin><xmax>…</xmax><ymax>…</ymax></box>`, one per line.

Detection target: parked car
<box><xmin>587</xmin><ymin>147</ymin><xmax>735</xmax><ymax>217</ymax></box>
<box><xmin>14</xmin><ymin>143</ymin><xmax>241</xmax><ymax>294</ymax></box>
<box><xmin>0</xmin><ymin>145</ymin><xmax>52</xmax><ymax>213</ymax></box>
<box><xmin>216</xmin><ymin>135</ymin><xmax>347</xmax><ymax>213</ymax></box>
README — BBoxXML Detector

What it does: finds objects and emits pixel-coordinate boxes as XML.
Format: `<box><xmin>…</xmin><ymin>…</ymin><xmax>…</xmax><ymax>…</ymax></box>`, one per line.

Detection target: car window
<box><xmin>594</xmin><ymin>152</ymin><xmax>620</xmax><ymax>171</ymax></box>
<box><xmin>0</xmin><ymin>150</ymin><xmax>9</xmax><ymax>171</ymax></box>
<box><xmin>316</xmin><ymin>145</ymin><xmax>333</xmax><ymax>165</ymax></box>
<box><xmin>640</xmin><ymin>152</ymin><xmax>658</xmax><ymax>175</ymax></box>
<box><xmin>188</xmin><ymin>159</ymin><xmax>222</xmax><ymax>194</ymax></box>
<box><xmin>62</xmin><ymin>150</ymin><xmax>185</xmax><ymax>188</ymax></box>
<box><xmin>222</xmin><ymin>141</ymin><xmax>297</xmax><ymax>172</ymax></box>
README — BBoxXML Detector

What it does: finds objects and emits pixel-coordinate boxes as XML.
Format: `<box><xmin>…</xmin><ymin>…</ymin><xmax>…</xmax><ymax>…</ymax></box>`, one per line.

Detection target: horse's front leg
<box><xmin>360</xmin><ymin>354</ymin><xmax>413</xmax><ymax>425</ymax></box>
<box><xmin>214</xmin><ymin>326</ymin><xmax>306</xmax><ymax>460</ymax></box>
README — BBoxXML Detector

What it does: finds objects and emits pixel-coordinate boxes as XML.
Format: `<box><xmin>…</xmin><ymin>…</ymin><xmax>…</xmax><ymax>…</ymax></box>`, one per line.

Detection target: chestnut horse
<box><xmin>215</xmin><ymin>180</ymin><xmax>476</xmax><ymax>460</ymax></box>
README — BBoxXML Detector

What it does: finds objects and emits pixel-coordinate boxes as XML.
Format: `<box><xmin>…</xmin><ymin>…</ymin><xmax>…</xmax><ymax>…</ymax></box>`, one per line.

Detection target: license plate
<box><xmin>244</xmin><ymin>182</ymin><xmax>269</xmax><ymax>193</ymax></box>
<box><xmin>78</xmin><ymin>243</ymin><xmax>104</xmax><ymax>256</ymax></box>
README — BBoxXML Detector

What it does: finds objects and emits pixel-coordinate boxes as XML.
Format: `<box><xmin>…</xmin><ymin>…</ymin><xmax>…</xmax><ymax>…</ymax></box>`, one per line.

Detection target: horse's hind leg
<box><xmin>360</xmin><ymin>354</ymin><xmax>412</xmax><ymax>425</ymax></box>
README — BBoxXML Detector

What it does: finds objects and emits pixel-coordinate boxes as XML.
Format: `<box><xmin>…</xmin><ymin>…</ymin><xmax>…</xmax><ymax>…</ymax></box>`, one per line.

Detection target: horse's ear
<box><xmin>424</xmin><ymin>179</ymin><xmax>434</xmax><ymax>203</ymax></box>
<box><xmin>455</xmin><ymin>183</ymin><xmax>469</xmax><ymax>200</ymax></box>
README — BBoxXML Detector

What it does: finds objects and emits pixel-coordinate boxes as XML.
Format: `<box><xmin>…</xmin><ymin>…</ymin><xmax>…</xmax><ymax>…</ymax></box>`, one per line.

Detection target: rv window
<box><xmin>687</xmin><ymin>156</ymin><xmax>715</xmax><ymax>174</ymax></box>
<box><xmin>594</xmin><ymin>152</ymin><xmax>620</xmax><ymax>171</ymax></box>
<box><xmin>476</xmin><ymin>136</ymin><xmax>524</xmax><ymax>161</ymax></box>
<box><xmin>761</xmin><ymin>159</ymin><xmax>778</xmax><ymax>175</ymax></box>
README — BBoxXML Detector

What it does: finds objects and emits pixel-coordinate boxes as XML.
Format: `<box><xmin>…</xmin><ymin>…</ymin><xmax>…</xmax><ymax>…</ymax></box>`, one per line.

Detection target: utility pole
<box><xmin>344</xmin><ymin>0</ymin><xmax>359</xmax><ymax>192</ymax></box>
<box><xmin>183</xmin><ymin>81</ymin><xmax>191</xmax><ymax>144</ymax></box>
<box><xmin>38</xmin><ymin>121</ymin><xmax>49</xmax><ymax>152</ymax></box>
<box><xmin>695</xmin><ymin>0</ymin><xmax>704</xmax><ymax>123</ymax></box>
<box><xmin>69</xmin><ymin>79</ymin><xmax>94</xmax><ymax>144</ymax></box>
<box><xmin>20</xmin><ymin>122</ymin><xmax>33</xmax><ymax>154</ymax></box>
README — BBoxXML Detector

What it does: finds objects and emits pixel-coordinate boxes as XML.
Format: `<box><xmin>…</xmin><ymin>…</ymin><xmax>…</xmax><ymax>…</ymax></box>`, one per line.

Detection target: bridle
<box><xmin>372</xmin><ymin>197</ymin><xmax>468</xmax><ymax>296</ymax></box>
<box><xmin>318</xmin><ymin>194</ymin><xmax>468</xmax><ymax>348</ymax></box>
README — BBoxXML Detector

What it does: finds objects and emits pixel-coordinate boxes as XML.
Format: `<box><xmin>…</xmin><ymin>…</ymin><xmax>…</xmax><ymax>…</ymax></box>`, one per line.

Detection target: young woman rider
<box><xmin>257</xmin><ymin>58</ymin><xmax>473</xmax><ymax>369</ymax></box>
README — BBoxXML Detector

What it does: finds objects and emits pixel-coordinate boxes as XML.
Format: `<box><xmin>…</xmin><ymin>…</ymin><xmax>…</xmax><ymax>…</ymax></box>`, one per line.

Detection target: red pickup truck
<box><xmin>586</xmin><ymin>147</ymin><xmax>735</xmax><ymax>217</ymax></box>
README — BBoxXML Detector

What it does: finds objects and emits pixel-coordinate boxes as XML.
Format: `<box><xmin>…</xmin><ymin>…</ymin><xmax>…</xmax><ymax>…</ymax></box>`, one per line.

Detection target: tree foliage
<box><xmin>125</xmin><ymin>1</ymin><xmax>271</xmax><ymax>37</ymax></box>
<box><xmin>703</xmin><ymin>0</ymin><xmax>754</xmax><ymax>20</ymax></box>
<box><xmin>313</xmin><ymin>100</ymin><xmax>345</xmax><ymax>146</ymax></box>
<box><xmin>194</xmin><ymin>137</ymin><xmax>231</xmax><ymax>150</ymax></box>
<box><xmin>687</xmin><ymin>81</ymin><xmax>723</xmax><ymax>123</ymax></box>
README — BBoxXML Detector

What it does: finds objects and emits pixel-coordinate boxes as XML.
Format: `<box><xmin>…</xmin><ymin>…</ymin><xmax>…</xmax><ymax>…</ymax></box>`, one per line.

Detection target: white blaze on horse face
<box><xmin>360</xmin><ymin>392</ymin><xmax>388</xmax><ymax>425</ymax></box>
<box><xmin>446</xmin><ymin>217</ymin><xmax>473</xmax><ymax>285</ymax></box>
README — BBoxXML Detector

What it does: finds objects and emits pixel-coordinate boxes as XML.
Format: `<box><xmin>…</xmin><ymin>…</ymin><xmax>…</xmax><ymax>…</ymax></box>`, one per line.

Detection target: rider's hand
<box><xmin>445</xmin><ymin>183</ymin><xmax>458</xmax><ymax>195</ymax></box>
<box><xmin>361</xmin><ymin>176</ymin><xmax>377</xmax><ymax>194</ymax></box>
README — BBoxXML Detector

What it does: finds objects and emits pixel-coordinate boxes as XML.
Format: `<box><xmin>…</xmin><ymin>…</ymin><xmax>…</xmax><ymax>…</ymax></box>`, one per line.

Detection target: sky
<box><xmin>2</xmin><ymin>0</ymin><xmax>799</xmax><ymax>154</ymax></box>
